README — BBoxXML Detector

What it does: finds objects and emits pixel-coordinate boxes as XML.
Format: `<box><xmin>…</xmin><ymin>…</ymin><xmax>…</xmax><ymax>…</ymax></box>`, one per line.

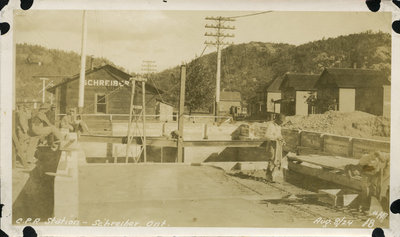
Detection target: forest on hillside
<box><xmin>15</xmin><ymin>44</ymin><xmax>126</xmax><ymax>101</ymax></box>
<box><xmin>15</xmin><ymin>31</ymin><xmax>391</xmax><ymax>112</ymax></box>
<box><xmin>150</xmin><ymin>31</ymin><xmax>391</xmax><ymax>112</ymax></box>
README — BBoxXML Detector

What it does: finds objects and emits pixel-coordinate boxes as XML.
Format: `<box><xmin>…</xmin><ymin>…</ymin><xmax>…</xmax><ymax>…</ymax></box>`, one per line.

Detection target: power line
<box><xmin>229</xmin><ymin>11</ymin><xmax>273</xmax><ymax>19</ymax></box>
<box><xmin>199</xmin><ymin>45</ymin><xmax>208</xmax><ymax>58</ymax></box>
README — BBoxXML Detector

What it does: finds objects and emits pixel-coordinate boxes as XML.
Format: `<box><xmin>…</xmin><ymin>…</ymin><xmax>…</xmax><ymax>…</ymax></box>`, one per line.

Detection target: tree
<box><xmin>185</xmin><ymin>58</ymin><xmax>215</xmax><ymax>114</ymax></box>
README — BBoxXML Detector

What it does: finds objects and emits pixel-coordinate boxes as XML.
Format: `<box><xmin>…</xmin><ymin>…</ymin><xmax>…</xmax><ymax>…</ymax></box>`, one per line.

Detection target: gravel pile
<box><xmin>283</xmin><ymin>111</ymin><xmax>390</xmax><ymax>141</ymax></box>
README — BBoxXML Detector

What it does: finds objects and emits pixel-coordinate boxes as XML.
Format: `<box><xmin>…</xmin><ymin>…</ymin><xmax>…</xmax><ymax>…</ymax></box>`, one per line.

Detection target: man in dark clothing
<box><xmin>30</xmin><ymin>103</ymin><xmax>63</xmax><ymax>146</ymax></box>
<box><xmin>46</xmin><ymin>104</ymin><xmax>56</xmax><ymax>125</ymax></box>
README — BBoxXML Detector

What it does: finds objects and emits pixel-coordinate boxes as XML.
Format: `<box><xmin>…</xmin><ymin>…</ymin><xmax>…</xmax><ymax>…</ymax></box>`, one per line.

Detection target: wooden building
<box><xmin>279</xmin><ymin>73</ymin><xmax>319</xmax><ymax>116</ymax></box>
<box><xmin>155</xmin><ymin>99</ymin><xmax>174</xmax><ymax>122</ymax></box>
<box><xmin>247</xmin><ymin>88</ymin><xmax>266</xmax><ymax>118</ymax></box>
<box><xmin>315</xmin><ymin>68</ymin><xmax>391</xmax><ymax>116</ymax></box>
<box><xmin>219</xmin><ymin>91</ymin><xmax>242</xmax><ymax>115</ymax></box>
<box><xmin>266</xmin><ymin>77</ymin><xmax>284</xmax><ymax>114</ymax></box>
<box><xmin>47</xmin><ymin>64</ymin><xmax>164</xmax><ymax>116</ymax></box>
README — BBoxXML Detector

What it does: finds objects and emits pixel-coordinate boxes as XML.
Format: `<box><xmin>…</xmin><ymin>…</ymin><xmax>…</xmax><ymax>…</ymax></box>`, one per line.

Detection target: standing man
<box><xmin>265</xmin><ymin>113</ymin><xmax>286</xmax><ymax>182</ymax></box>
<box><xmin>46</xmin><ymin>104</ymin><xmax>57</xmax><ymax>125</ymax></box>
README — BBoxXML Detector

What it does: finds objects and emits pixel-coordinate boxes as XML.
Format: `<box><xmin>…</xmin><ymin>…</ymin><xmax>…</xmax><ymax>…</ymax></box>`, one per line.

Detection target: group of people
<box><xmin>13</xmin><ymin>103</ymin><xmax>89</xmax><ymax>167</ymax></box>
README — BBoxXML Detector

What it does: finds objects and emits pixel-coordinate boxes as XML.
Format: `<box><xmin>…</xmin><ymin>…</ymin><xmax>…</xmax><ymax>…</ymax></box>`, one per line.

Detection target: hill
<box><xmin>15</xmin><ymin>43</ymin><xmax>127</xmax><ymax>102</ymax></box>
<box><xmin>15</xmin><ymin>31</ymin><xmax>391</xmax><ymax>112</ymax></box>
<box><xmin>151</xmin><ymin>31</ymin><xmax>391</xmax><ymax>112</ymax></box>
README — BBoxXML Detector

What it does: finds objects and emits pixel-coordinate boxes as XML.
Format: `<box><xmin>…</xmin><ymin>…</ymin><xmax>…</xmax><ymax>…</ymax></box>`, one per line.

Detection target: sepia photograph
<box><xmin>2</xmin><ymin>3</ymin><xmax>397</xmax><ymax>235</ymax></box>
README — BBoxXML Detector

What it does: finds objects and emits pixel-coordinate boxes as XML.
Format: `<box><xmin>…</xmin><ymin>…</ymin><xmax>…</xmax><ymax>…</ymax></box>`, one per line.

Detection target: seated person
<box><xmin>30</xmin><ymin>103</ymin><xmax>64</xmax><ymax>145</ymax></box>
<box><xmin>60</xmin><ymin>108</ymin><xmax>90</xmax><ymax>133</ymax></box>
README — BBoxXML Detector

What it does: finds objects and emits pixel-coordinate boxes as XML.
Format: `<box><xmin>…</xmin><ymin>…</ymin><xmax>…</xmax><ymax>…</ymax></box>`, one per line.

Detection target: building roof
<box><xmin>279</xmin><ymin>73</ymin><xmax>319</xmax><ymax>91</ymax></box>
<box><xmin>267</xmin><ymin>77</ymin><xmax>284</xmax><ymax>92</ymax></box>
<box><xmin>220</xmin><ymin>91</ymin><xmax>241</xmax><ymax>101</ymax></box>
<box><xmin>316</xmin><ymin>68</ymin><xmax>391</xmax><ymax>88</ymax></box>
<box><xmin>47</xmin><ymin>64</ymin><xmax>163</xmax><ymax>94</ymax></box>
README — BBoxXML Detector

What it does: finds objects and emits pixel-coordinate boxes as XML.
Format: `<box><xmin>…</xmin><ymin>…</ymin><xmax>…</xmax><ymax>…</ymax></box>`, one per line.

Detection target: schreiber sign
<box><xmin>84</xmin><ymin>79</ymin><xmax>130</xmax><ymax>87</ymax></box>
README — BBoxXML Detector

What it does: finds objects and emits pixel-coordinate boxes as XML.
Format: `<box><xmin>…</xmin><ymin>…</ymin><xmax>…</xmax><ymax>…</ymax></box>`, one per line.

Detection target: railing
<box><xmin>56</xmin><ymin>113</ymin><xmax>233</xmax><ymax>123</ymax></box>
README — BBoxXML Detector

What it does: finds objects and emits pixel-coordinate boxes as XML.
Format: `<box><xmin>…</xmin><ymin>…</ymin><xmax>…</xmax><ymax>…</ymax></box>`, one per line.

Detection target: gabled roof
<box><xmin>47</xmin><ymin>64</ymin><xmax>163</xmax><ymax>94</ymax></box>
<box><xmin>220</xmin><ymin>91</ymin><xmax>241</xmax><ymax>101</ymax></box>
<box><xmin>267</xmin><ymin>77</ymin><xmax>284</xmax><ymax>92</ymax></box>
<box><xmin>279</xmin><ymin>73</ymin><xmax>319</xmax><ymax>91</ymax></box>
<box><xmin>316</xmin><ymin>68</ymin><xmax>390</xmax><ymax>88</ymax></box>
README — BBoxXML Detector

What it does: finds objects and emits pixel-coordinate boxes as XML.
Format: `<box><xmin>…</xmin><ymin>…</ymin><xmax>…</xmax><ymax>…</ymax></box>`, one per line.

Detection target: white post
<box><xmin>142</xmin><ymin>81</ymin><xmax>147</xmax><ymax>163</ymax></box>
<box><xmin>40</xmin><ymin>77</ymin><xmax>49</xmax><ymax>103</ymax></box>
<box><xmin>78</xmin><ymin>10</ymin><xmax>87</xmax><ymax>110</ymax></box>
<box><xmin>215</xmin><ymin>44</ymin><xmax>221</xmax><ymax>120</ymax></box>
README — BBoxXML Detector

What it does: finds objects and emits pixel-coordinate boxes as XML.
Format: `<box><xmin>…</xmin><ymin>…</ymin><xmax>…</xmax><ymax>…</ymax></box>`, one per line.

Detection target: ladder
<box><xmin>125</xmin><ymin>76</ymin><xmax>147</xmax><ymax>163</ymax></box>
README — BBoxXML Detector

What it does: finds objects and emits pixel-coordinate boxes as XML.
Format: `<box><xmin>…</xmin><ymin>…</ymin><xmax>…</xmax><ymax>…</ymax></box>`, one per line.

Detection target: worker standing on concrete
<box><xmin>30</xmin><ymin>103</ymin><xmax>64</xmax><ymax>146</ymax></box>
<box><xmin>265</xmin><ymin>114</ymin><xmax>286</xmax><ymax>182</ymax></box>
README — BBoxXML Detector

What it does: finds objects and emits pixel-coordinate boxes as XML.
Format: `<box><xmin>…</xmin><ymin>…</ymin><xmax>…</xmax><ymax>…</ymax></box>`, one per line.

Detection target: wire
<box><xmin>199</xmin><ymin>45</ymin><xmax>208</xmax><ymax>58</ymax></box>
<box><xmin>148</xmin><ymin>77</ymin><xmax>165</xmax><ymax>103</ymax></box>
<box><xmin>229</xmin><ymin>11</ymin><xmax>273</xmax><ymax>19</ymax></box>
<box><xmin>81</xmin><ymin>83</ymin><xmax>125</xmax><ymax>113</ymax></box>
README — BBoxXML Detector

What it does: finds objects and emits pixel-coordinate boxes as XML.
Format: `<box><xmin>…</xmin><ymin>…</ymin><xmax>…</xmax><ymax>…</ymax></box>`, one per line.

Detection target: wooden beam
<box><xmin>79</xmin><ymin>134</ymin><xmax>275</xmax><ymax>148</ymax></box>
<box><xmin>182</xmin><ymin>140</ymin><xmax>268</xmax><ymax>147</ymax></box>
<box><xmin>287</xmin><ymin>161</ymin><xmax>364</xmax><ymax>191</ymax></box>
<box><xmin>78</xmin><ymin>135</ymin><xmax>177</xmax><ymax>146</ymax></box>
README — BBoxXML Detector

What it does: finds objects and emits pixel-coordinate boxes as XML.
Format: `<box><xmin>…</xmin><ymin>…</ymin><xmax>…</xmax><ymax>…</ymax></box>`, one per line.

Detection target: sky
<box><xmin>14</xmin><ymin>10</ymin><xmax>392</xmax><ymax>73</ymax></box>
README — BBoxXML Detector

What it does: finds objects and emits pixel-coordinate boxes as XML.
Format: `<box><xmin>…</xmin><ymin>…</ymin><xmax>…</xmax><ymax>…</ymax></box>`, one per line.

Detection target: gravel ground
<box><xmin>283</xmin><ymin>111</ymin><xmax>390</xmax><ymax>141</ymax></box>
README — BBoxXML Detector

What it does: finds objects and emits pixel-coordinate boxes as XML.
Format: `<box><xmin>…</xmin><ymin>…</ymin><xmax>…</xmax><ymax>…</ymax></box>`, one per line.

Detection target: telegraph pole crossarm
<box><xmin>204</xmin><ymin>16</ymin><xmax>235</xmax><ymax>121</ymax></box>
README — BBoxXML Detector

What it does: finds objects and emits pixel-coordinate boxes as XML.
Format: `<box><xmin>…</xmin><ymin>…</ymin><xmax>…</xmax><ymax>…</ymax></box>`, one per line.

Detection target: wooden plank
<box><xmin>182</xmin><ymin>140</ymin><xmax>268</xmax><ymax>147</ymax></box>
<box><xmin>78</xmin><ymin>135</ymin><xmax>177</xmax><ymax>147</ymax></box>
<box><xmin>323</xmin><ymin>134</ymin><xmax>351</xmax><ymax>157</ymax></box>
<box><xmin>287</xmin><ymin>154</ymin><xmax>359</xmax><ymax>170</ymax></box>
<box><xmin>288</xmin><ymin>161</ymin><xmax>363</xmax><ymax>191</ymax></box>
<box><xmin>78</xmin><ymin>135</ymin><xmax>271</xmax><ymax>148</ymax></box>
<box><xmin>352</xmin><ymin>138</ymin><xmax>390</xmax><ymax>158</ymax></box>
<box><xmin>300</xmin><ymin>131</ymin><xmax>322</xmax><ymax>149</ymax></box>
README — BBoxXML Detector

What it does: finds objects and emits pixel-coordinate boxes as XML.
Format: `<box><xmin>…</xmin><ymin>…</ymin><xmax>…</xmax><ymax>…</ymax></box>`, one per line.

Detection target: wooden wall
<box><xmin>282</xmin><ymin>128</ymin><xmax>389</xmax><ymax>158</ymax></box>
<box><xmin>355</xmin><ymin>87</ymin><xmax>384</xmax><ymax>116</ymax></box>
<box><xmin>60</xmin><ymin>68</ymin><xmax>158</xmax><ymax>115</ymax></box>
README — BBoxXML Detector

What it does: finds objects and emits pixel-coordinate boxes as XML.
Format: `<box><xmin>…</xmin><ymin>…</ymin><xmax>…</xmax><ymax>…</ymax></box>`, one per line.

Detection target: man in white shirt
<box><xmin>265</xmin><ymin>114</ymin><xmax>286</xmax><ymax>182</ymax></box>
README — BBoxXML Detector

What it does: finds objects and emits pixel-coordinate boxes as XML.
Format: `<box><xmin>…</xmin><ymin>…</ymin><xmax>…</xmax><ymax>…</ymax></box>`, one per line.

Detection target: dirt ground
<box><xmin>283</xmin><ymin>111</ymin><xmax>390</xmax><ymax>141</ymax></box>
<box><xmin>74</xmin><ymin>164</ymin><xmax>380</xmax><ymax>228</ymax></box>
<box><xmin>12</xmin><ymin>162</ymin><xmax>388</xmax><ymax>228</ymax></box>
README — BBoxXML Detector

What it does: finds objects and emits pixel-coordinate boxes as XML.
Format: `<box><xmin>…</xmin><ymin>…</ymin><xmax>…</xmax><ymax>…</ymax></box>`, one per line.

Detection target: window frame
<box><xmin>94</xmin><ymin>93</ymin><xmax>107</xmax><ymax>114</ymax></box>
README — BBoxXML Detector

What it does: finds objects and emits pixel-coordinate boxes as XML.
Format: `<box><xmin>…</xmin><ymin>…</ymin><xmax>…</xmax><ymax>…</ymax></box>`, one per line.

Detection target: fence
<box><xmin>281</xmin><ymin>128</ymin><xmax>390</xmax><ymax>158</ymax></box>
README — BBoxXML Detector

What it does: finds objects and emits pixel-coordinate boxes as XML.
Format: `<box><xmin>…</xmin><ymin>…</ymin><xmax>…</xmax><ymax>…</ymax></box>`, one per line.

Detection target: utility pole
<box><xmin>177</xmin><ymin>65</ymin><xmax>186</xmax><ymax>163</ymax></box>
<box><xmin>204</xmin><ymin>16</ymin><xmax>235</xmax><ymax>121</ymax></box>
<box><xmin>142</xmin><ymin>60</ymin><xmax>157</xmax><ymax>76</ymax></box>
<box><xmin>39</xmin><ymin>77</ymin><xmax>49</xmax><ymax>103</ymax></box>
<box><xmin>78</xmin><ymin>10</ymin><xmax>88</xmax><ymax>112</ymax></box>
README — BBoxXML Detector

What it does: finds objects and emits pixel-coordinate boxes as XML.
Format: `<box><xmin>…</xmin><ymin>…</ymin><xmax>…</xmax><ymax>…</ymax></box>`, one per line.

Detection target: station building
<box><xmin>47</xmin><ymin>64</ymin><xmax>168</xmax><ymax>118</ymax></box>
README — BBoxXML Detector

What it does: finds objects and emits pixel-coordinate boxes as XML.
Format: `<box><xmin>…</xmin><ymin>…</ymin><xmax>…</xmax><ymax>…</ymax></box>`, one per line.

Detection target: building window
<box><xmin>95</xmin><ymin>94</ymin><xmax>107</xmax><ymax>113</ymax></box>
